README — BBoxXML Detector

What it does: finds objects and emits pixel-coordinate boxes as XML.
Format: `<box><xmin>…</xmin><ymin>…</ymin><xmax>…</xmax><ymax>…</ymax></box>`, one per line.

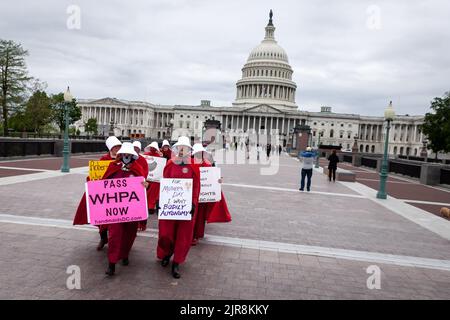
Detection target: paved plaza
<box><xmin>0</xmin><ymin>152</ymin><xmax>449</xmax><ymax>299</ymax></box>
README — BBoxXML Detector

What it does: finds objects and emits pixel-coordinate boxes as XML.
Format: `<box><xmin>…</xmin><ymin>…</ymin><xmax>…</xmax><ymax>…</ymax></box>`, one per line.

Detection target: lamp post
<box><xmin>376</xmin><ymin>101</ymin><xmax>395</xmax><ymax>199</ymax></box>
<box><xmin>166</xmin><ymin>118</ymin><xmax>174</xmax><ymax>142</ymax></box>
<box><xmin>315</xmin><ymin>133</ymin><xmax>321</xmax><ymax>168</ymax></box>
<box><xmin>61</xmin><ymin>86</ymin><xmax>72</xmax><ymax>173</ymax></box>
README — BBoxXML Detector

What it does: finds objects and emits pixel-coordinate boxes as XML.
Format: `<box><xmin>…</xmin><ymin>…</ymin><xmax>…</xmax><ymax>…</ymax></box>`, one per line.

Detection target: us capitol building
<box><xmin>74</xmin><ymin>11</ymin><xmax>427</xmax><ymax>157</ymax></box>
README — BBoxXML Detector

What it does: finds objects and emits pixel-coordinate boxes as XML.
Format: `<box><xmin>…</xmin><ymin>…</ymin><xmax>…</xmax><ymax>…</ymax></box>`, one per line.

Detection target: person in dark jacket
<box><xmin>328</xmin><ymin>149</ymin><xmax>339</xmax><ymax>182</ymax></box>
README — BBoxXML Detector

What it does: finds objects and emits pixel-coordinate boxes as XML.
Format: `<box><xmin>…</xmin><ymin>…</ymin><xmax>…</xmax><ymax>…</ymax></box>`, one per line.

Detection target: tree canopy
<box><xmin>421</xmin><ymin>91</ymin><xmax>450</xmax><ymax>157</ymax></box>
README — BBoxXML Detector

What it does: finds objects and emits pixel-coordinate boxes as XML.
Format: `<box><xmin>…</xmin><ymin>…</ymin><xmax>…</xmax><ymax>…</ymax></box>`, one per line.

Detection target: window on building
<box><xmin>330</xmin><ymin>129</ymin><xmax>334</xmax><ymax>138</ymax></box>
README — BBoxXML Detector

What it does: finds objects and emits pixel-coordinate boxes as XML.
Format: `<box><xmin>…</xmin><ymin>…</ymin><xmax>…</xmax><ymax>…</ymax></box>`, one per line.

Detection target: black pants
<box><xmin>328</xmin><ymin>167</ymin><xmax>337</xmax><ymax>181</ymax></box>
<box><xmin>300</xmin><ymin>168</ymin><xmax>313</xmax><ymax>190</ymax></box>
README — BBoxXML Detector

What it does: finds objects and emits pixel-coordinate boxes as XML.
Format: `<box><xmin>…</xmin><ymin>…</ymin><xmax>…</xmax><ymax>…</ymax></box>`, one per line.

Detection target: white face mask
<box><xmin>121</xmin><ymin>155</ymin><xmax>134</xmax><ymax>165</ymax></box>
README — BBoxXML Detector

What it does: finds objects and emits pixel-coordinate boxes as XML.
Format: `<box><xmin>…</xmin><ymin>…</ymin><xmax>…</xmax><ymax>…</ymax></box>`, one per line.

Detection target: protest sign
<box><xmin>199</xmin><ymin>167</ymin><xmax>222</xmax><ymax>203</ymax></box>
<box><xmin>85</xmin><ymin>176</ymin><xmax>148</xmax><ymax>225</ymax></box>
<box><xmin>143</xmin><ymin>155</ymin><xmax>167</xmax><ymax>182</ymax></box>
<box><xmin>88</xmin><ymin>160</ymin><xmax>112</xmax><ymax>181</ymax></box>
<box><xmin>159</xmin><ymin>178</ymin><xmax>193</xmax><ymax>221</ymax></box>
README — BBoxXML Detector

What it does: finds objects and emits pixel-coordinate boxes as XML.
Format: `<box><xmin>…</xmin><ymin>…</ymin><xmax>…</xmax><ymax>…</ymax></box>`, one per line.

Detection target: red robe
<box><xmin>73</xmin><ymin>152</ymin><xmax>114</xmax><ymax>230</ymax></box>
<box><xmin>193</xmin><ymin>160</ymin><xmax>232</xmax><ymax>240</ymax></box>
<box><xmin>161</xmin><ymin>148</ymin><xmax>173</xmax><ymax>161</ymax></box>
<box><xmin>101</xmin><ymin>160</ymin><xmax>146</xmax><ymax>263</ymax></box>
<box><xmin>157</xmin><ymin>157</ymin><xmax>200</xmax><ymax>264</ymax></box>
<box><xmin>143</xmin><ymin>149</ymin><xmax>163</xmax><ymax>209</ymax></box>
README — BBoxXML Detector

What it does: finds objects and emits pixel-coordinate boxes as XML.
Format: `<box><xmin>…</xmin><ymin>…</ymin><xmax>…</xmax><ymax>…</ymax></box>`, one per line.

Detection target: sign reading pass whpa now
<box><xmin>85</xmin><ymin>177</ymin><xmax>148</xmax><ymax>225</ymax></box>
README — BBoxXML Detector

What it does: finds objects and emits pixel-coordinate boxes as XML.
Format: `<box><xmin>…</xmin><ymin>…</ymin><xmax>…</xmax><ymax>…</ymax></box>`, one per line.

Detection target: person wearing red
<box><xmin>143</xmin><ymin>141</ymin><xmax>164</xmax><ymax>216</ymax></box>
<box><xmin>157</xmin><ymin>136</ymin><xmax>200</xmax><ymax>278</ymax></box>
<box><xmin>191</xmin><ymin>143</ymin><xmax>232</xmax><ymax>245</ymax></box>
<box><xmin>161</xmin><ymin>139</ymin><xmax>173</xmax><ymax>161</ymax></box>
<box><xmin>73</xmin><ymin>136</ymin><xmax>122</xmax><ymax>250</ymax></box>
<box><xmin>102</xmin><ymin>142</ymin><xmax>148</xmax><ymax>276</ymax></box>
<box><xmin>133</xmin><ymin>141</ymin><xmax>150</xmax><ymax>231</ymax></box>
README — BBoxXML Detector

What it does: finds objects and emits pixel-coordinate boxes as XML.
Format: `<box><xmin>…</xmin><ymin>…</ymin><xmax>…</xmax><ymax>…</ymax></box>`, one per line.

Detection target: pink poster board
<box><xmin>85</xmin><ymin>176</ymin><xmax>148</xmax><ymax>225</ymax></box>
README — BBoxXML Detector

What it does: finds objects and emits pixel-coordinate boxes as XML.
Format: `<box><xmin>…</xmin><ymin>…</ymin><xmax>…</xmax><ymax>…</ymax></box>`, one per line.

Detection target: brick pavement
<box><xmin>0</xmin><ymin>151</ymin><xmax>449</xmax><ymax>299</ymax></box>
<box><xmin>0</xmin><ymin>222</ymin><xmax>449</xmax><ymax>300</ymax></box>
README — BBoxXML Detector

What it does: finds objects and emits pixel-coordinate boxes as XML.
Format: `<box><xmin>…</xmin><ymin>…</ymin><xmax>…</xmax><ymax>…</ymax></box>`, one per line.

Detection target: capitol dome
<box><xmin>234</xmin><ymin>10</ymin><xmax>297</xmax><ymax>110</ymax></box>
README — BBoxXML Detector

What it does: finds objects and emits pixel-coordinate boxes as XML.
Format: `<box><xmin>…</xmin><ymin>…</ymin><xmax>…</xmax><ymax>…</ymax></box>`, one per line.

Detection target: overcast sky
<box><xmin>2</xmin><ymin>0</ymin><xmax>449</xmax><ymax>116</ymax></box>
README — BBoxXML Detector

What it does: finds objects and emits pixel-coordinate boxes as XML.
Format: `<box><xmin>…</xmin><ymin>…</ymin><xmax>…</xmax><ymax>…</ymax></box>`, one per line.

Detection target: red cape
<box><xmin>100</xmin><ymin>153</ymin><xmax>113</xmax><ymax>161</ymax></box>
<box><xmin>196</xmin><ymin>160</ymin><xmax>232</xmax><ymax>224</ymax></box>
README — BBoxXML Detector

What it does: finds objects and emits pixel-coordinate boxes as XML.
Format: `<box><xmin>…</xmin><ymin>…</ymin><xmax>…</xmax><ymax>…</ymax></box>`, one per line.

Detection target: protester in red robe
<box><xmin>143</xmin><ymin>141</ymin><xmax>164</xmax><ymax>216</ymax></box>
<box><xmin>133</xmin><ymin>141</ymin><xmax>150</xmax><ymax>231</ymax></box>
<box><xmin>102</xmin><ymin>142</ymin><xmax>148</xmax><ymax>276</ymax></box>
<box><xmin>191</xmin><ymin>143</ymin><xmax>231</xmax><ymax>245</ymax></box>
<box><xmin>161</xmin><ymin>139</ymin><xmax>173</xmax><ymax>161</ymax></box>
<box><xmin>157</xmin><ymin>136</ymin><xmax>200</xmax><ymax>278</ymax></box>
<box><xmin>73</xmin><ymin>136</ymin><xmax>122</xmax><ymax>250</ymax></box>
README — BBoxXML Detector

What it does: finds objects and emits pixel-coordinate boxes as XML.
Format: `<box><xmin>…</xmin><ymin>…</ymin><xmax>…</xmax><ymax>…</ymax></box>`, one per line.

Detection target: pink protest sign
<box><xmin>85</xmin><ymin>176</ymin><xmax>148</xmax><ymax>226</ymax></box>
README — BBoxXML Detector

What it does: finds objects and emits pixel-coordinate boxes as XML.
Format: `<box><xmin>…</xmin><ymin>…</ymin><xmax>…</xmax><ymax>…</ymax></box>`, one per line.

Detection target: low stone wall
<box><xmin>0</xmin><ymin>137</ymin><xmax>107</xmax><ymax>158</ymax></box>
<box><xmin>322</xmin><ymin>167</ymin><xmax>356</xmax><ymax>182</ymax></box>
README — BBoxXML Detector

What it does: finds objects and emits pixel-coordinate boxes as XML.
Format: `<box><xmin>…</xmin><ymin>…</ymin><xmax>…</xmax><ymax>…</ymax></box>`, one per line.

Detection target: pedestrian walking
<box><xmin>299</xmin><ymin>147</ymin><xmax>314</xmax><ymax>192</ymax></box>
<box><xmin>143</xmin><ymin>141</ymin><xmax>164</xmax><ymax>216</ymax></box>
<box><xmin>157</xmin><ymin>136</ymin><xmax>200</xmax><ymax>279</ymax></box>
<box><xmin>73</xmin><ymin>136</ymin><xmax>122</xmax><ymax>251</ymax></box>
<box><xmin>328</xmin><ymin>149</ymin><xmax>339</xmax><ymax>182</ymax></box>
<box><xmin>102</xmin><ymin>142</ymin><xmax>148</xmax><ymax>276</ymax></box>
<box><xmin>266</xmin><ymin>144</ymin><xmax>272</xmax><ymax>159</ymax></box>
<box><xmin>191</xmin><ymin>143</ymin><xmax>231</xmax><ymax>245</ymax></box>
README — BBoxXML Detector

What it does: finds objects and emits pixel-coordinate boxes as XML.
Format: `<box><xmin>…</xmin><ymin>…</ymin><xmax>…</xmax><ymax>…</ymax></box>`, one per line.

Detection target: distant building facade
<box><xmin>74</xmin><ymin>12</ymin><xmax>427</xmax><ymax>156</ymax></box>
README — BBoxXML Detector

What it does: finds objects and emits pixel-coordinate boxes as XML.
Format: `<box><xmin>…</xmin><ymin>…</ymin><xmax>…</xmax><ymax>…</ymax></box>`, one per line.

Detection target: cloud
<box><xmin>1</xmin><ymin>0</ymin><xmax>449</xmax><ymax>116</ymax></box>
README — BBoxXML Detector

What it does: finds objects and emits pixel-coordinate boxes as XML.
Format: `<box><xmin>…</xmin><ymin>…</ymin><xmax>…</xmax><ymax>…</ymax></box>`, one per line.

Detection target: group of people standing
<box><xmin>299</xmin><ymin>148</ymin><xmax>340</xmax><ymax>192</ymax></box>
<box><xmin>73</xmin><ymin>136</ymin><xmax>231</xmax><ymax>279</ymax></box>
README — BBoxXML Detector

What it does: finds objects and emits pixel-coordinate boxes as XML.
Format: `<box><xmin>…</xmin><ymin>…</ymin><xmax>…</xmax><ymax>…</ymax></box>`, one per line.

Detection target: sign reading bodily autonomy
<box><xmin>143</xmin><ymin>155</ymin><xmax>166</xmax><ymax>182</ymax></box>
<box><xmin>85</xmin><ymin>177</ymin><xmax>148</xmax><ymax>225</ymax></box>
<box><xmin>199</xmin><ymin>167</ymin><xmax>222</xmax><ymax>203</ymax></box>
<box><xmin>159</xmin><ymin>178</ymin><xmax>193</xmax><ymax>221</ymax></box>
<box><xmin>88</xmin><ymin>160</ymin><xmax>113</xmax><ymax>181</ymax></box>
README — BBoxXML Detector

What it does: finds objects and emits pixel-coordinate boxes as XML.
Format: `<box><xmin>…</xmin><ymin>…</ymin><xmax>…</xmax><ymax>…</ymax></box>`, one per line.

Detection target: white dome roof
<box><xmin>248</xmin><ymin>41</ymin><xmax>289</xmax><ymax>63</ymax></box>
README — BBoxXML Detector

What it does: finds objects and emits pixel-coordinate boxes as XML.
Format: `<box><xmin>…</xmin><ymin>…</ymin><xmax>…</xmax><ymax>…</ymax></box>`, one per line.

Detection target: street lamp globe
<box><xmin>169</xmin><ymin>118</ymin><xmax>174</xmax><ymax>125</ymax></box>
<box><xmin>384</xmin><ymin>101</ymin><xmax>395</xmax><ymax>121</ymax></box>
<box><xmin>64</xmin><ymin>86</ymin><xmax>73</xmax><ymax>102</ymax></box>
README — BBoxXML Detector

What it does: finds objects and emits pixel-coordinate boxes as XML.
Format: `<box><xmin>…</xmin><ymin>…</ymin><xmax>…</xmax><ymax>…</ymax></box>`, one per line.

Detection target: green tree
<box><xmin>0</xmin><ymin>40</ymin><xmax>32</xmax><ymax>136</ymax></box>
<box><xmin>422</xmin><ymin>91</ymin><xmax>450</xmax><ymax>159</ymax></box>
<box><xmin>24</xmin><ymin>86</ymin><xmax>52</xmax><ymax>134</ymax></box>
<box><xmin>85</xmin><ymin>117</ymin><xmax>98</xmax><ymax>135</ymax></box>
<box><xmin>49</xmin><ymin>92</ymin><xmax>81</xmax><ymax>133</ymax></box>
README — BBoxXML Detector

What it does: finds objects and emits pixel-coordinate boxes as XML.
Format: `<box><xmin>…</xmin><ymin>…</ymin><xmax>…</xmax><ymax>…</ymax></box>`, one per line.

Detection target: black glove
<box><xmin>190</xmin><ymin>204</ymin><xmax>195</xmax><ymax>216</ymax></box>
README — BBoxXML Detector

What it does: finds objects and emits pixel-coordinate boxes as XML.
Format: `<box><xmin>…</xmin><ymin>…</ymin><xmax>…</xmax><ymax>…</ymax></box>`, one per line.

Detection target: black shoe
<box><xmin>105</xmin><ymin>263</ymin><xmax>115</xmax><ymax>276</ymax></box>
<box><xmin>299</xmin><ymin>188</ymin><xmax>304</xmax><ymax>191</ymax></box>
<box><xmin>161</xmin><ymin>255</ymin><xmax>171</xmax><ymax>267</ymax></box>
<box><xmin>97</xmin><ymin>238</ymin><xmax>108</xmax><ymax>251</ymax></box>
<box><xmin>172</xmin><ymin>262</ymin><xmax>181</xmax><ymax>279</ymax></box>
<box><xmin>122</xmin><ymin>258</ymin><xmax>129</xmax><ymax>266</ymax></box>
<box><xmin>307</xmin><ymin>189</ymin><xmax>310</xmax><ymax>192</ymax></box>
